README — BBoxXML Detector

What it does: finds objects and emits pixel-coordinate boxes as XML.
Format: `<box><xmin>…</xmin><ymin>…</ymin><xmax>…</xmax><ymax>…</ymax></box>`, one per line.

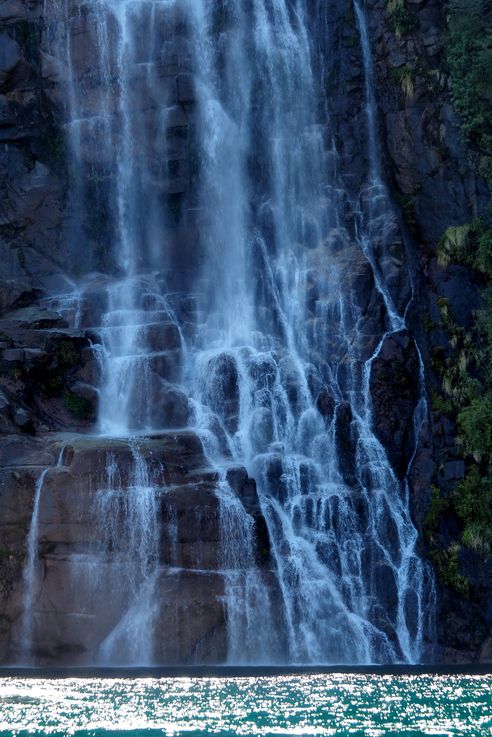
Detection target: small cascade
<box><xmin>178</xmin><ymin>0</ymin><xmax>433</xmax><ymax>663</ymax></box>
<box><xmin>353</xmin><ymin>0</ymin><xmax>409</xmax><ymax>325</ymax></box>
<box><xmin>98</xmin><ymin>278</ymin><xmax>184</xmax><ymax>435</ymax></box>
<box><xmin>354</xmin><ymin>0</ymin><xmax>382</xmax><ymax>185</ymax></box>
<box><xmin>95</xmin><ymin>443</ymin><xmax>160</xmax><ymax>665</ymax></box>
<box><xmin>352</xmin><ymin>0</ymin><xmax>435</xmax><ymax>661</ymax></box>
<box><xmin>216</xmin><ymin>479</ymin><xmax>281</xmax><ymax>664</ymax></box>
<box><xmin>18</xmin><ymin>469</ymin><xmax>48</xmax><ymax>663</ymax></box>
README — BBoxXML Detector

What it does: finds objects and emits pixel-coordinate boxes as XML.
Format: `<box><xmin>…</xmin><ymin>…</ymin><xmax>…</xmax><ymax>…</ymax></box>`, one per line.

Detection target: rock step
<box><xmin>101</xmin><ymin>322</ymin><xmax>182</xmax><ymax>354</ymax></box>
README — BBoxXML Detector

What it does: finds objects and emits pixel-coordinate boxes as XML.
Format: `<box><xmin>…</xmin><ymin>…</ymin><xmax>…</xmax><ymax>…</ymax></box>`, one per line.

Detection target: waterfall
<box><xmin>352</xmin><ymin>0</ymin><xmax>435</xmax><ymax>661</ymax></box>
<box><xmin>95</xmin><ymin>444</ymin><xmax>160</xmax><ymax>664</ymax></box>
<box><xmin>25</xmin><ymin>0</ymin><xmax>435</xmax><ymax>665</ymax></box>
<box><xmin>18</xmin><ymin>469</ymin><xmax>48</xmax><ymax>663</ymax></box>
<box><xmin>180</xmin><ymin>0</ymin><xmax>432</xmax><ymax>663</ymax></box>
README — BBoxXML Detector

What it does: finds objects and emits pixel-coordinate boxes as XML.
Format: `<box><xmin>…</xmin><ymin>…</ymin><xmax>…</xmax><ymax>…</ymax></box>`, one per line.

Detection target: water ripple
<box><xmin>0</xmin><ymin>674</ymin><xmax>490</xmax><ymax>737</ymax></box>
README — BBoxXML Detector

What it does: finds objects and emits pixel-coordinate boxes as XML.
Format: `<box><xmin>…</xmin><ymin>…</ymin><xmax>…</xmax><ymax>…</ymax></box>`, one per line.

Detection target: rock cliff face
<box><xmin>362</xmin><ymin>0</ymin><xmax>492</xmax><ymax>662</ymax></box>
<box><xmin>0</xmin><ymin>0</ymin><xmax>490</xmax><ymax>664</ymax></box>
<box><xmin>2</xmin><ymin>432</ymin><xmax>273</xmax><ymax>664</ymax></box>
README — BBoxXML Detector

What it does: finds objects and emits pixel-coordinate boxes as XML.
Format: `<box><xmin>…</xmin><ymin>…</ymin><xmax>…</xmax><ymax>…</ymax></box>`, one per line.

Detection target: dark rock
<box><xmin>2</xmin><ymin>348</ymin><xmax>23</xmax><ymax>361</ymax></box>
<box><xmin>0</xmin><ymin>32</ymin><xmax>22</xmax><ymax>91</ymax></box>
<box><xmin>151</xmin><ymin>380</ymin><xmax>190</xmax><ymax>428</ymax></box>
<box><xmin>316</xmin><ymin>389</ymin><xmax>336</xmax><ymax>422</ymax></box>
<box><xmin>205</xmin><ymin>353</ymin><xmax>240</xmax><ymax>435</ymax></box>
<box><xmin>439</xmin><ymin>460</ymin><xmax>465</xmax><ymax>483</ymax></box>
<box><xmin>250</xmin><ymin>406</ymin><xmax>274</xmax><ymax>450</ymax></box>
<box><xmin>479</xmin><ymin>631</ymin><xmax>492</xmax><ymax>664</ymax></box>
<box><xmin>13</xmin><ymin>407</ymin><xmax>32</xmax><ymax>431</ymax></box>
<box><xmin>226</xmin><ymin>466</ymin><xmax>271</xmax><ymax>564</ymax></box>
<box><xmin>152</xmin><ymin>571</ymin><xmax>227</xmax><ymax>664</ymax></box>
<box><xmin>0</xmin><ymin>281</ymin><xmax>44</xmax><ymax>316</ymax></box>
<box><xmin>176</xmin><ymin>73</ymin><xmax>195</xmax><ymax>103</ymax></box>
<box><xmin>373</xmin><ymin>562</ymin><xmax>398</xmax><ymax>621</ymax></box>
<box><xmin>335</xmin><ymin>401</ymin><xmax>358</xmax><ymax>487</ymax></box>
<box><xmin>369</xmin><ymin>330</ymin><xmax>420</xmax><ymax>478</ymax></box>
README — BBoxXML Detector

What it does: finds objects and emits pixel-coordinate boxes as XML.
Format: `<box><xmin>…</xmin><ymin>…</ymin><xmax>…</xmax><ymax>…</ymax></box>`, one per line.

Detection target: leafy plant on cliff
<box><xmin>437</xmin><ymin>224</ymin><xmax>473</xmax><ymax>267</ymax></box>
<box><xmin>386</xmin><ymin>0</ymin><xmax>416</xmax><ymax>37</ymax></box>
<box><xmin>394</xmin><ymin>192</ymin><xmax>418</xmax><ymax>235</ymax></box>
<box><xmin>430</xmin><ymin>390</ymin><xmax>454</xmax><ymax>416</ymax></box>
<box><xmin>429</xmin><ymin>296</ymin><xmax>482</xmax><ymax>410</ymax></box>
<box><xmin>423</xmin><ymin>485</ymin><xmax>449</xmax><ymax>543</ymax></box>
<box><xmin>430</xmin><ymin>544</ymin><xmax>470</xmax><ymax>598</ymax></box>
<box><xmin>432</xmin><ymin>217</ymin><xmax>492</xmax><ymax>560</ymax></box>
<box><xmin>455</xmin><ymin>467</ymin><xmax>492</xmax><ymax>555</ymax></box>
<box><xmin>458</xmin><ymin>395</ymin><xmax>492</xmax><ymax>463</ymax></box>
<box><xmin>438</xmin><ymin>220</ymin><xmax>492</xmax><ymax>274</ymax></box>
<box><xmin>389</xmin><ymin>65</ymin><xmax>415</xmax><ymax>98</ymax></box>
<box><xmin>63</xmin><ymin>390</ymin><xmax>94</xmax><ymax>421</ymax></box>
<box><xmin>446</xmin><ymin>0</ymin><xmax>492</xmax><ymax>187</ymax></box>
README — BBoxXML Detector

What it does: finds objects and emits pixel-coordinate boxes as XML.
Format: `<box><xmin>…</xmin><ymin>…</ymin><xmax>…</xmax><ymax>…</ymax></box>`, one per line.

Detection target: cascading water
<box><xmin>180</xmin><ymin>0</ymin><xmax>433</xmax><ymax>663</ymax></box>
<box><xmin>18</xmin><ymin>469</ymin><xmax>48</xmax><ymax>664</ymax></box>
<box><xmin>95</xmin><ymin>444</ymin><xmax>160</xmax><ymax>664</ymax></box>
<box><xmin>19</xmin><ymin>0</ymin><xmax>435</xmax><ymax>664</ymax></box>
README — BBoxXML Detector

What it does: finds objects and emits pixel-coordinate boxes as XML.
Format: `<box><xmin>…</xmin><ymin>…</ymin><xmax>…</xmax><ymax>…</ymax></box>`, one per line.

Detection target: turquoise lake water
<box><xmin>0</xmin><ymin>673</ymin><xmax>490</xmax><ymax>737</ymax></box>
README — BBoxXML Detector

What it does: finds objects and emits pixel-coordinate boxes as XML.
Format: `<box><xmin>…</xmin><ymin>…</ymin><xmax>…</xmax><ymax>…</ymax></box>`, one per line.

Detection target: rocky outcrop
<box><xmin>0</xmin><ymin>304</ymin><xmax>98</xmax><ymax>434</ymax></box>
<box><xmin>364</xmin><ymin>0</ymin><xmax>492</xmax><ymax>663</ymax></box>
<box><xmin>0</xmin><ymin>431</ymin><xmax>272</xmax><ymax>664</ymax></box>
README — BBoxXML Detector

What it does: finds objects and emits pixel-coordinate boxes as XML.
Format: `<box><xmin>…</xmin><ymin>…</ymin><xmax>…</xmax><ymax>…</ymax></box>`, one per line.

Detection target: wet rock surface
<box><xmin>0</xmin><ymin>431</ymin><xmax>271</xmax><ymax>664</ymax></box>
<box><xmin>369</xmin><ymin>330</ymin><xmax>420</xmax><ymax>478</ymax></box>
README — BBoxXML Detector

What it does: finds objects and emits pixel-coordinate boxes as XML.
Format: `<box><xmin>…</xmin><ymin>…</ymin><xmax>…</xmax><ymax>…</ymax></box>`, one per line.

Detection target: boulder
<box><xmin>205</xmin><ymin>353</ymin><xmax>240</xmax><ymax>435</ymax></box>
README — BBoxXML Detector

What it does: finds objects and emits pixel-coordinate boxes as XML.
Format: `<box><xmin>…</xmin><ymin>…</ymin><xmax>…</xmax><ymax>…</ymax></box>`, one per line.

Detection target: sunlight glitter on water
<box><xmin>0</xmin><ymin>674</ymin><xmax>491</xmax><ymax>737</ymax></box>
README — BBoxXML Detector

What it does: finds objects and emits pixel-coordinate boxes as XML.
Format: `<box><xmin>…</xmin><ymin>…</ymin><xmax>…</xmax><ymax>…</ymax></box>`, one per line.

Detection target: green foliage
<box><xmin>438</xmin><ymin>220</ymin><xmax>492</xmax><ymax>275</ymax></box>
<box><xmin>389</xmin><ymin>65</ymin><xmax>415</xmax><ymax>97</ymax></box>
<box><xmin>441</xmin><ymin>365</ymin><xmax>480</xmax><ymax>406</ymax></box>
<box><xmin>429</xmin><ymin>544</ymin><xmax>470</xmax><ymax>597</ymax></box>
<box><xmin>476</xmin><ymin>226</ymin><xmax>492</xmax><ymax>275</ymax></box>
<box><xmin>429</xmin><ymin>345</ymin><xmax>446</xmax><ymax>374</ymax></box>
<box><xmin>394</xmin><ymin>192</ymin><xmax>418</xmax><ymax>235</ymax></box>
<box><xmin>55</xmin><ymin>340</ymin><xmax>79</xmax><ymax>369</ymax></box>
<box><xmin>437</xmin><ymin>224</ymin><xmax>473</xmax><ymax>267</ymax></box>
<box><xmin>41</xmin><ymin>372</ymin><xmax>63</xmax><ymax>394</ymax></box>
<box><xmin>63</xmin><ymin>391</ymin><xmax>94</xmax><ymax>420</ymax></box>
<box><xmin>461</xmin><ymin>521</ymin><xmax>492</xmax><ymax>556</ymax></box>
<box><xmin>446</xmin><ymin>0</ymin><xmax>492</xmax><ymax>188</ymax></box>
<box><xmin>430</xmin><ymin>293</ymin><xmax>483</xmax><ymax>408</ymax></box>
<box><xmin>423</xmin><ymin>311</ymin><xmax>434</xmax><ymax>333</ymax></box>
<box><xmin>387</xmin><ymin>0</ymin><xmax>416</xmax><ymax>37</ymax></box>
<box><xmin>430</xmin><ymin>390</ymin><xmax>454</xmax><ymax>416</ymax></box>
<box><xmin>423</xmin><ymin>485</ymin><xmax>449</xmax><ymax>542</ymax></box>
<box><xmin>426</xmin><ymin>1</ymin><xmax>492</xmax><ymax>578</ymax></box>
<box><xmin>457</xmin><ymin>394</ymin><xmax>492</xmax><ymax>462</ymax></box>
<box><xmin>455</xmin><ymin>466</ymin><xmax>492</xmax><ymax>555</ymax></box>
<box><xmin>423</xmin><ymin>487</ymin><xmax>471</xmax><ymax>594</ymax></box>
<box><xmin>14</xmin><ymin>21</ymin><xmax>38</xmax><ymax>59</ymax></box>
<box><xmin>8</xmin><ymin>366</ymin><xmax>22</xmax><ymax>383</ymax></box>
<box><xmin>39</xmin><ymin>339</ymin><xmax>81</xmax><ymax>397</ymax></box>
